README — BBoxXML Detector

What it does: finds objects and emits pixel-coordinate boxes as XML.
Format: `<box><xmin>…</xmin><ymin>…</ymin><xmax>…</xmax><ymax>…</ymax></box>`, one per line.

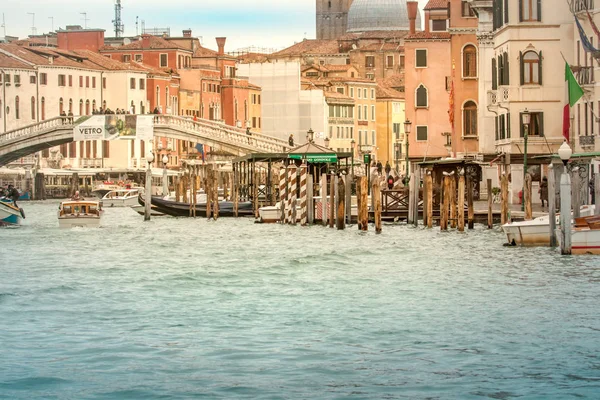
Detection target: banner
<box><xmin>73</xmin><ymin>115</ymin><xmax>154</xmax><ymax>141</ymax></box>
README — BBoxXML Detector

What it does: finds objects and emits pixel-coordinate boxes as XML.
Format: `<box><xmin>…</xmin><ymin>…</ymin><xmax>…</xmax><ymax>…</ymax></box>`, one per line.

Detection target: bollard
<box><xmin>548</xmin><ymin>165</ymin><xmax>557</xmax><ymax>247</ymax></box>
<box><xmin>426</xmin><ymin>171</ymin><xmax>433</xmax><ymax>228</ymax></box>
<box><xmin>337</xmin><ymin>175</ymin><xmax>346</xmax><ymax>230</ymax></box>
<box><xmin>525</xmin><ymin>173</ymin><xmax>533</xmax><ymax>220</ymax></box>
<box><xmin>487</xmin><ymin>178</ymin><xmax>493</xmax><ymax>229</ymax></box>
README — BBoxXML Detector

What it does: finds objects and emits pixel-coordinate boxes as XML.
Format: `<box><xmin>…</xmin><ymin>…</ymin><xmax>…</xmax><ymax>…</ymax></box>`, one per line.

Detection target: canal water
<box><xmin>1</xmin><ymin>201</ymin><xmax>599</xmax><ymax>399</ymax></box>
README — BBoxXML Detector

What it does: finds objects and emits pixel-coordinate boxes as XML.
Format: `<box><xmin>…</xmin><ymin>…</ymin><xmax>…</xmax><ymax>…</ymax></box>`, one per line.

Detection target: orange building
<box><xmin>404</xmin><ymin>0</ymin><xmax>479</xmax><ymax>168</ymax></box>
<box><xmin>57</xmin><ymin>26</ymin><xmax>105</xmax><ymax>52</ymax></box>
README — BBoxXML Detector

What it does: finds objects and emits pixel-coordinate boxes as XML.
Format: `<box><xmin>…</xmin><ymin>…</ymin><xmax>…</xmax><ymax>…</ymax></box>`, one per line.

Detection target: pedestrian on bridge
<box><xmin>288</xmin><ymin>134</ymin><xmax>294</xmax><ymax>147</ymax></box>
<box><xmin>246</xmin><ymin>127</ymin><xmax>252</xmax><ymax>144</ymax></box>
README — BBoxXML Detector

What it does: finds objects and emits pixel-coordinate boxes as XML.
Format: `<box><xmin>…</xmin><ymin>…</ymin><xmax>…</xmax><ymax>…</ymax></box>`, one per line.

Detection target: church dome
<box><xmin>347</xmin><ymin>0</ymin><xmax>421</xmax><ymax>33</ymax></box>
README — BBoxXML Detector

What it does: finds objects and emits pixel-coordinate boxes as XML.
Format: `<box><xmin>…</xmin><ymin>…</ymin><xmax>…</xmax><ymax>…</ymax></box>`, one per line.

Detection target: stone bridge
<box><xmin>0</xmin><ymin>115</ymin><xmax>288</xmax><ymax>167</ymax></box>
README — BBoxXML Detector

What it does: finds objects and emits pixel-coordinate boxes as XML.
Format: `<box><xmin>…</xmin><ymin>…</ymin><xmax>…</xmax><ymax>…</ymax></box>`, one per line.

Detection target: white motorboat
<box><xmin>502</xmin><ymin>204</ymin><xmax>595</xmax><ymax>246</ymax></box>
<box><xmin>556</xmin><ymin>215</ymin><xmax>600</xmax><ymax>255</ymax></box>
<box><xmin>102</xmin><ymin>188</ymin><xmax>142</xmax><ymax>207</ymax></box>
<box><xmin>58</xmin><ymin>200</ymin><xmax>102</xmax><ymax>228</ymax></box>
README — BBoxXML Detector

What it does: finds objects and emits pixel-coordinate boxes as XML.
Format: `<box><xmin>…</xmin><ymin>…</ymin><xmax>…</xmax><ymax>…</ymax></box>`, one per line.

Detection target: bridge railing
<box><xmin>155</xmin><ymin>115</ymin><xmax>288</xmax><ymax>153</ymax></box>
<box><xmin>0</xmin><ymin>117</ymin><xmax>74</xmax><ymax>143</ymax></box>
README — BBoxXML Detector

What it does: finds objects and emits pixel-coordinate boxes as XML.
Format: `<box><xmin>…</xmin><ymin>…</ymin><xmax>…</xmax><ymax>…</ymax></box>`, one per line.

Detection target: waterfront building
<box><xmin>376</xmin><ymin>85</ymin><xmax>405</xmax><ymax>173</ymax></box>
<box><xmin>404</xmin><ymin>0</ymin><xmax>479</xmax><ymax>172</ymax></box>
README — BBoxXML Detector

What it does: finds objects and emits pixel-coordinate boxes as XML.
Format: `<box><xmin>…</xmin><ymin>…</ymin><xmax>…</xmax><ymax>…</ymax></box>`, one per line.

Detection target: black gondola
<box><xmin>138</xmin><ymin>194</ymin><xmax>254</xmax><ymax>217</ymax></box>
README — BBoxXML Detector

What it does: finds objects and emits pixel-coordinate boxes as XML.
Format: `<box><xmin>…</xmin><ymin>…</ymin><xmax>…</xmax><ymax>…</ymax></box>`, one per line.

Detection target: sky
<box><xmin>1</xmin><ymin>0</ymin><xmax>429</xmax><ymax>52</ymax></box>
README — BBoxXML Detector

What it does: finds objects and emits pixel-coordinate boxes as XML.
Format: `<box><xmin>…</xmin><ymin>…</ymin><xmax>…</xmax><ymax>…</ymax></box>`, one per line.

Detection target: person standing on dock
<box><xmin>539</xmin><ymin>177</ymin><xmax>548</xmax><ymax>208</ymax></box>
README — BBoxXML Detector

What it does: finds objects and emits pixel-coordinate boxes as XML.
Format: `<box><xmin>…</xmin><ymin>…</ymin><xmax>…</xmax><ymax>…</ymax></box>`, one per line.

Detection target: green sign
<box><xmin>289</xmin><ymin>153</ymin><xmax>337</xmax><ymax>163</ymax></box>
<box><xmin>363</xmin><ymin>154</ymin><xmax>371</xmax><ymax>164</ymax></box>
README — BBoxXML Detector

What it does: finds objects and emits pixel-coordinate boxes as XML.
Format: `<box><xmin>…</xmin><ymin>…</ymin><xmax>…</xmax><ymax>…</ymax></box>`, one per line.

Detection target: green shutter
<box><xmin>495</xmin><ymin>116</ymin><xmax>499</xmax><ymax>140</ymax></box>
<box><xmin>519</xmin><ymin>51</ymin><xmax>524</xmax><ymax>85</ymax></box>
<box><xmin>504</xmin><ymin>0</ymin><xmax>509</xmax><ymax>23</ymax></box>
<box><xmin>538</xmin><ymin>51</ymin><xmax>543</xmax><ymax>85</ymax></box>
<box><xmin>492</xmin><ymin>58</ymin><xmax>497</xmax><ymax>90</ymax></box>
<box><xmin>519</xmin><ymin>0</ymin><xmax>523</xmax><ymax>22</ymax></box>
<box><xmin>507</xmin><ymin>113</ymin><xmax>511</xmax><ymax>138</ymax></box>
<box><xmin>537</xmin><ymin>0</ymin><xmax>542</xmax><ymax>21</ymax></box>
<box><xmin>504</xmin><ymin>52</ymin><xmax>510</xmax><ymax>85</ymax></box>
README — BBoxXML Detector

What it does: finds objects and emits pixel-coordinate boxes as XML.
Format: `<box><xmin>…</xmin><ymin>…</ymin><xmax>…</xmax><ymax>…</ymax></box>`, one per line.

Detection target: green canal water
<box><xmin>1</xmin><ymin>201</ymin><xmax>599</xmax><ymax>399</ymax></box>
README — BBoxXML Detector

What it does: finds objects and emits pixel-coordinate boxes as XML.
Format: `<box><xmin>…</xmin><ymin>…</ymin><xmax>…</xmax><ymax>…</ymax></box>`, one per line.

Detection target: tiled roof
<box><xmin>270</xmin><ymin>39</ymin><xmax>341</xmax><ymax>57</ymax></box>
<box><xmin>100</xmin><ymin>35</ymin><xmax>190</xmax><ymax>51</ymax></box>
<box><xmin>0</xmin><ymin>44</ymin><xmax>102</xmax><ymax>70</ymax></box>
<box><xmin>358</xmin><ymin>42</ymin><xmax>404</xmax><ymax>52</ymax></box>
<box><xmin>405</xmin><ymin>32</ymin><xmax>451</xmax><ymax>40</ymax></box>
<box><xmin>194</xmin><ymin>46</ymin><xmax>218</xmax><ymax>57</ymax></box>
<box><xmin>424</xmin><ymin>0</ymin><xmax>449</xmax><ymax>10</ymax></box>
<box><xmin>324</xmin><ymin>90</ymin><xmax>354</xmax><ymax>101</ymax></box>
<box><xmin>128</xmin><ymin>61</ymin><xmax>171</xmax><ymax>77</ymax></box>
<box><xmin>337</xmin><ymin>30</ymin><xmax>410</xmax><ymax>41</ymax></box>
<box><xmin>237</xmin><ymin>52</ymin><xmax>269</xmax><ymax>63</ymax></box>
<box><xmin>323</xmin><ymin>64</ymin><xmax>354</xmax><ymax>72</ymax></box>
<box><xmin>328</xmin><ymin>76</ymin><xmax>377</xmax><ymax>84</ymax></box>
<box><xmin>0</xmin><ymin>52</ymin><xmax>34</xmax><ymax>69</ymax></box>
<box><xmin>377</xmin><ymin>73</ymin><xmax>405</xmax><ymax>90</ymax></box>
<box><xmin>376</xmin><ymin>85</ymin><xmax>405</xmax><ymax>100</ymax></box>
<box><xmin>247</xmin><ymin>82</ymin><xmax>261</xmax><ymax>90</ymax></box>
<box><xmin>72</xmin><ymin>50</ymin><xmax>146</xmax><ymax>72</ymax></box>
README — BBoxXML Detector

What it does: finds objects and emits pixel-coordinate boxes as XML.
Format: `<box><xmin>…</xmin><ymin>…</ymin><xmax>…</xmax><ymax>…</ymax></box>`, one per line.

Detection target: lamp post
<box><xmin>307</xmin><ymin>128</ymin><xmax>314</xmax><ymax>143</ymax></box>
<box><xmin>144</xmin><ymin>150</ymin><xmax>154</xmax><ymax>221</ymax></box>
<box><xmin>324</xmin><ymin>136</ymin><xmax>330</xmax><ymax>148</ymax></box>
<box><xmin>351</xmin><ymin>139</ymin><xmax>355</xmax><ymax>176</ymax></box>
<box><xmin>521</xmin><ymin>109</ymin><xmax>531</xmax><ymax>211</ymax></box>
<box><xmin>558</xmin><ymin>141</ymin><xmax>572</xmax><ymax>255</ymax></box>
<box><xmin>162</xmin><ymin>154</ymin><xmax>169</xmax><ymax>196</ymax></box>
<box><xmin>403</xmin><ymin>119</ymin><xmax>412</xmax><ymax>186</ymax></box>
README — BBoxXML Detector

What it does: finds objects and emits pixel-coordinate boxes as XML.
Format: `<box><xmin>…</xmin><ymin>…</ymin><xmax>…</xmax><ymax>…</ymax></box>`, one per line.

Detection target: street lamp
<box><xmin>144</xmin><ymin>150</ymin><xmax>154</xmax><ymax>221</ymax></box>
<box><xmin>162</xmin><ymin>154</ymin><xmax>169</xmax><ymax>196</ymax></box>
<box><xmin>307</xmin><ymin>128</ymin><xmax>314</xmax><ymax>143</ymax></box>
<box><xmin>351</xmin><ymin>139</ymin><xmax>355</xmax><ymax>176</ymax></box>
<box><xmin>521</xmin><ymin>109</ymin><xmax>531</xmax><ymax>211</ymax></box>
<box><xmin>403</xmin><ymin>119</ymin><xmax>412</xmax><ymax>186</ymax></box>
<box><xmin>324</xmin><ymin>136</ymin><xmax>330</xmax><ymax>148</ymax></box>
<box><xmin>558</xmin><ymin>141</ymin><xmax>572</xmax><ymax>255</ymax></box>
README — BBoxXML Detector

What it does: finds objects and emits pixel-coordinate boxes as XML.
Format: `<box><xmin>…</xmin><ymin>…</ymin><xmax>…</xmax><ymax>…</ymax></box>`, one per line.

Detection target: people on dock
<box><xmin>246</xmin><ymin>127</ymin><xmax>252</xmax><ymax>144</ymax></box>
<box><xmin>385</xmin><ymin>161</ymin><xmax>391</xmax><ymax>176</ymax></box>
<box><xmin>539</xmin><ymin>177</ymin><xmax>548</xmax><ymax>208</ymax></box>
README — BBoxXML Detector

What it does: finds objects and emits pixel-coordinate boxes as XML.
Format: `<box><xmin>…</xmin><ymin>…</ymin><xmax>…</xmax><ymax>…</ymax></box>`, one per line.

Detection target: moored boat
<box><xmin>0</xmin><ymin>199</ymin><xmax>25</xmax><ymax>226</ymax></box>
<box><xmin>130</xmin><ymin>204</ymin><xmax>165</xmax><ymax>216</ymax></box>
<box><xmin>102</xmin><ymin>189</ymin><xmax>142</xmax><ymax>207</ymax></box>
<box><xmin>58</xmin><ymin>200</ymin><xmax>102</xmax><ymax>228</ymax></box>
<box><xmin>258</xmin><ymin>197</ymin><xmax>360</xmax><ymax>223</ymax></box>
<box><xmin>139</xmin><ymin>194</ymin><xmax>254</xmax><ymax>217</ymax></box>
<box><xmin>556</xmin><ymin>215</ymin><xmax>600</xmax><ymax>255</ymax></box>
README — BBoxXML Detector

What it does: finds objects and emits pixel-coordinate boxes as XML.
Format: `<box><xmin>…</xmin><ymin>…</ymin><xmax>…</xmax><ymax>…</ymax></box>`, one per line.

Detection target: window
<box><xmin>520</xmin><ymin>50</ymin><xmax>542</xmax><ymax>85</ymax></box>
<box><xmin>350</xmin><ymin>87</ymin><xmax>354</xmax><ymax>97</ymax></box>
<box><xmin>135</xmin><ymin>54</ymin><xmax>143</xmax><ymax>62</ymax></box>
<box><xmin>365</xmin><ymin>56</ymin><xmax>375</xmax><ymax>68</ymax></box>
<box><xmin>160</xmin><ymin>54</ymin><xmax>168</xmax><ymax>67</ymax></box>
<box><xmin>3</xmin><ymin>74</ymin><xmax>9</xmax><ymax>84</ymax></box>
<box><xmin>31</xmin><ymin>96</ymin><xmax>36</xmax><ymax>120</ymax></box>
<box><xmin>30</xmin><ymin>75</ymin><xmax>36</xmax><ymax>84</ymax></box>
<box><xmin>358</xmin><ymin>89</ymin><xmax>362</xmax><ymax>99</ymax></box>
<box><xmin>79</xmin><ymin>76</ymin><xmax>83</xmax><ymax>87</ymax></box>
<box><xmin>337</xmin><ymin>87</ymin><xmax>344</xmax><ymax>94</ymax></box>
<box><xmin>79</xmin><ymin>99</ymin><xmax>83</xmax><ymax>115</ymax></box>
<box><xmin>371</xmin><ymin>105</ymin><xmax>375</xmax><ymax>121</ymax></box>
<box><xmin>363</xmin><ymin>105</ymin><xmax>368</xmax><ymax>120</ymax></box>
<box><xmin>371</xmin><ymin>89</ymin><xmax>375</xmax><ymax>99</ymax></box>
<box><xmin>41</xmin><ymin>97</ymin><xmax>45</xmax><ymax>120</ymax></box>
<box><xmin>463</xmin><ymin>45</ymin><xmax>477</xmax><ymax>78</ymax></box>
<box><xmin>372</xmin><ymin>130</ymin><xmax>376</xmax><ymax>145</ymax></box>
<box><xmin>416</xmin><ymin>49</ymin><xmax>427</xmax><ymax>68</ymax></box>
<box><xmin>520</xmin><ymin>111</ymin><xmax>544</xmax><ymax>136</ymax></box>
<box><xmin>14</xmin><ymin>75</ymin><xmax>20</xmax><ymax>85</ymax></box>
<box><xmin>461</xmin><ymin>1</ymin><xmax>475</xmax><ymax>17</ymax></box>
<box><xmin>400</xmin><ymin>55</ymin><xmax>405</xmax><ymax>68</ymax></box>
<box><xmin>416</xmin><ymin>84</ymin><xmax>428</xmax><ymax>108</ymax></box>
<box><xmin>363</xmin><ymin>89</ymin><xmax>367</xmax><ymax>98</ymax></box>
<box><xmin>122</xmin><ymin>55</ymin><xmax>131</xmax><ymax>62</ymax></box>
<box><xmin>386</xmin><ymin>55</ymin><xmax>394</xmax><ymax>68</ymax></box>
<box><xmin>393</xmin><ymin>123</ymin><xmax>401</xmax><ymax>140</ymax></box>
<box><xmin>68</xmin><ymin>75</ymin><xmax>72</xmax><ymax>86</ymax></box>
<box><xmin>130</xmin><ymin>78</ymin><xmax>136</xmax><ymax>89</ymax></box>
<box><xmin>358</xmin><ymin>105</ymin><xmax>362</xmax><ymax>120</ymax></box>
<box><xmin>139</xmin><ymin>79</ymin><xmax>145</xmax><ymax>90</ymax></box>
<box><xmin>102</xmin><ymin>77</ymin><xmax>106</xmax><ymax>89</ymax></box>
<box><xmin>40</xmin><ymin>73</ymin><xmax>47</xmax><ymax>85</ymax></box>
<box><xmin>416</xmin><ymin>126</ymin><xmax>428</xmax><ymax>141</ymax></box>
<box><xmin>69</xmin><ymin>99</ymin><xmax>73</xmax><ymax>113</ymax></box>
<box><xmin>92</xmin><ymin>77</ymin><xmax>96</xmax><ymax>88</ymax></box>
<box><xmin>432</xmin><ymin>19</ymin><xmax>447</xmax><ymax>31</ymax></box>
<box><xmin>15</xmin><ymin>96</ymin><xmax>19</xmax><ymax>120</ymax></box>
<box><xmin>498</xmin><ymin>52</ymin><xmax>509</xmax><ymax>85</ymax></box>
<box><xmin>520</xmin><ymin>0</ymin><xmax>540</xmax><ymax>22</ymax></box>
<box><xmin>463</xmin><ymin>101</ymin><xmax>477</xmax><ymax>136</ymax></box>
<box><xmin>86</xmin><ymin>77</ymin><xmax>89</xmax><ymax>88</ymax></box>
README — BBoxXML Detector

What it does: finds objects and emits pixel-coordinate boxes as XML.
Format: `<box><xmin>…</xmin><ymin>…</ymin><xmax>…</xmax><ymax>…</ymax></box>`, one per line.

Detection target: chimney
<box><xmin>141</xmin><ymin>34</ymin><xmax>151</xmax><ymax>49</ymax></box>
<box><xmin>407</xmin><ymin>1</ymin><xmax>418</xmax><ymax>35</ymax></box>
<box><xmin>183</xmin><ymin>29</ymin><xmax>192</xmax><ymax>38</ymax></box>
<box><xmin>216</xmin><ymin>37</ymin><xmax>226</xmax><ymax>55</ymax></box>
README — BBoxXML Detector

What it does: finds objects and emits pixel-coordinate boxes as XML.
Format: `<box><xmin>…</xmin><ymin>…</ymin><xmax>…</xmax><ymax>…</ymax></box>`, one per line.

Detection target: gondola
<box><xmin>138</xmin><ymin>194</ymin><xmax>254</xmax><ymax>217</ymax></box>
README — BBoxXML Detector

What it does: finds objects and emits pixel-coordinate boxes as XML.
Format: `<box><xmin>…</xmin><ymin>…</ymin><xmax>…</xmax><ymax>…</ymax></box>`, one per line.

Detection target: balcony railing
<box><xmin>575</xmin><ymin>66</ymin><xmax>594</xmax><ymax>85</ymax></box>
<box><xmin>572</xmin><ymin>0</ymin><xmax>594</xmax><ymax>13</ymax></box>
<box><xmin>487</xmin><ymin>90</ymin><xmax>498</xmax><ymax>106</ymax></box>
<box><xmin>579</xmin><ymin>135</ymin><xmax>595</xmax><ymax>147</ymax></box>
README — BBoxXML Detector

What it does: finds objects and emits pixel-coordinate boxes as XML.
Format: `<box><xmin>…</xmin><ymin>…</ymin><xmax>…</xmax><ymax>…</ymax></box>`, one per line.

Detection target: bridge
<box><xmin>0</xmin><ymin>115</ymin><xmax>288</xmax><ymax>167</ymax></box>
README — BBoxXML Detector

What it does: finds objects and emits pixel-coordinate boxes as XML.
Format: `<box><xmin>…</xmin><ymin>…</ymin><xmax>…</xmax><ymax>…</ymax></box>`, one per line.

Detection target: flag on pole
<box><xmin>563</xmin><ymin>62</ymin><xmax>584</xmax><ymax>142</ymax></box>
<box><xmin>448</xmin><ymin>79</ymin><xmax>455</xmax><ymax>128</ymax></box>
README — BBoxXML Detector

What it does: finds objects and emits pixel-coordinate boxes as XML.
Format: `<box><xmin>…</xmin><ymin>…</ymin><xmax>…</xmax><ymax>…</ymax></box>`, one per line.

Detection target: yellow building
<box><xmin>247</xmin><ymin>84</ymin><xmax>262</xmax><ymax>132</ymax></box>
<box><xmin>376</xmin><ymin>85</ymin><xmax>405</xmax><ymax>174</ymax></box>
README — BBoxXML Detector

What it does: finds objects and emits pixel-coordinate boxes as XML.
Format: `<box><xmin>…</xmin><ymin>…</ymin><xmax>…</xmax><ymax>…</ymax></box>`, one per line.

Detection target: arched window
<box><xmin>41</xmin><ymin>97</ymin><xmax>46</xmax><ymax>120</ymax></box>
<box><xmin>15</xmin><ymin>96</ymin><xmax>20</xmax><ymax>120</ymax></box>
<box><xmin>85</xmin><ymin>100</ymin><xmax>90</xmax><ymax>115</ymax></box>
<box><xmin>462</xmin><ymin>45</ymin><xmax>477</xmax><ymax>78</ymax></box>
<box><xmin>69</xmin><ymin>99</ymin><xmax>73</xmax><ymax>113</ymax></box>
<box><xmin>416</xmin><ymin>84</ymin><xmax>428</xmax><ymax>108</ymax></box>
<box><xmin>31</xmin><ymin>96</ymin><xmax>36</xmax><ymax>120</ymax></box>
<box><xmin>521</xmin><ymin>50</ymin><xmax>542</xmax><ymax>85</ymax></box>
<box><xmin>59</xmin><ymin>98</ymin><xmax>64</xmax><ymax>114</ymax></box>
<box><xmin>79</xmin><ymin>99</ymin><xmax>83</xmax><ymax>116</ymax></box>
<box><xmin>463</xmin><ymin>101</ymin><xmax>477</xmax><ymax>137</ymax></box>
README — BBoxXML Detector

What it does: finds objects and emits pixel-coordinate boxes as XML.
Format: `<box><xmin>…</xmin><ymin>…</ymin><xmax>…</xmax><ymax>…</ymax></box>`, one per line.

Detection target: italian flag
<box><xmin>563</xmin><ymin>62</ymin><xmax>584</xmax><ymax>142</ymax></box>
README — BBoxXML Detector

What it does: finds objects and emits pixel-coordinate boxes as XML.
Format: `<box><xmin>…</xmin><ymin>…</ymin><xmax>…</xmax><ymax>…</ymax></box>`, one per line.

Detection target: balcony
<box><xmin>579</xmin><ymin>135</ymin><xmax>595</xmax><ymax>148</ymax></box>
<box><xmin>575</xmin><ymin>66</ymin><xmax>594</xmax><ymax>86</ymax></box>
<box><xmin>487</xmin><ymin>90</ymin><xmax>498</xmax><ymax>106</ymax></box>
<box><xmin>572</xmin><ymin>0</ymin><xmax>594</xmax><ymax>13</ymax></box>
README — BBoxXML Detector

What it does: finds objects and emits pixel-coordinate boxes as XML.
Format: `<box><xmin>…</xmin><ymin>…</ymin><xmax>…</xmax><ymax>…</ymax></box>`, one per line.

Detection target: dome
<box><xmin>347</xmin><ymin>0</ymin><xmax>422</xmax><ymax>33</ymax></box>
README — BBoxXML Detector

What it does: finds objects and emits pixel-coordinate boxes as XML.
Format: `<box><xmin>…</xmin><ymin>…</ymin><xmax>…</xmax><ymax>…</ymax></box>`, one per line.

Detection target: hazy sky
<box><xmin>1</xmin><ymin>0</ymin><xmax>429</xmax><ymax>52</ymax></box>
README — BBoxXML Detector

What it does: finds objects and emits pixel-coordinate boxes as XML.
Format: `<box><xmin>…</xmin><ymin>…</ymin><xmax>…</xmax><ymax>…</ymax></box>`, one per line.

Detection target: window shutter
<box><xmin>504</xmin><ymin>0</ymin><xmax>509</xmax><ymax>23</ymax></box>
<box><xmin>519</xmin><ymin>0</ymin><xmax>523</xmax><ymax>22</ymax></box>
<box><xmin>507</xmin><ymin>113</ymin><xmax>511</xmax><ymax>138</ymax></box>
<box><xmin>538</xmin><ymin>51</ymin><xmax>543</xmax><ymax>85</ymax></box>
<box><xmin>539</xmin><ymin>112</ymin><xmax>544</xmax><ymax>136</ymax></box>
<box><xmin>519</xmin><ymin>51</ymin><xmax>524</xmax><ymax>85</ymax></box>
<box><xmin>537</xmin><ymin>0</ymin><xmax>542</xmax><ymax>21</ymax></box>
<box><xmin>520</xmin><ymin>112</ymin><xmax>524</xmax><ymax>137</ymax></box>
<box><xmin>495</xmin><ymin>116</ymin><xmax>499</xmax><ymax>140</ymax></box>
<box><xmin>492</xmin><ymin>58</ymin><xmax>497</xmax><ymax>90</ymax></box>
<box><xmin>504</xmin><ymin>52</ymin><xmax>510</xmax><ymax>85</ymax></box>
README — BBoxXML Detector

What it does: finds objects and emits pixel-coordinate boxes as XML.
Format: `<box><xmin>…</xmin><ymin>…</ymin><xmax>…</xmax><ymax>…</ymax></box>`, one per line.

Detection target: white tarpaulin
<box><xmin>73</xmin><ymin>115</ymin><xmax>154</xmax><ymax>141</ymax></box>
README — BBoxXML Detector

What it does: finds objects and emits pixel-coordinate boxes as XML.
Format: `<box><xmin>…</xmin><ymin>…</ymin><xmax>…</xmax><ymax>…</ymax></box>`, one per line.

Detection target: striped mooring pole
<box><xmin>279</xmin><ymin>167</ymin><xmax>287</xmax><ymax>223</ymax></box>
<box><xmin>300</xmin><ymin>163</ymin><xmax>308</xmax><ymax>226</ymax></box>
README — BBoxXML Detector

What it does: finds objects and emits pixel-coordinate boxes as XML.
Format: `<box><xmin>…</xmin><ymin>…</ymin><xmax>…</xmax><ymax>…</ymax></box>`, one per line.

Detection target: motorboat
<box><xmin>0</xmin><ymin>198</ymin><xmax>25</xmax><ymax>226</ymax></box>
<box><xmin>502</xmin><ymin>204</ymin><xmax>595</xmax><ymax>246</ymax></box>
<box><xmin>139</xmin><ymin>194</ymin><xmax>254</xmax><ymax>217</ymax></box>
<box><xmin>58</xmin><ymin>200</ymin><xmax>102</xmax><ymax>228</ymax></box>
<box><xmin>556</xmin><ymin>215</ymin><xmax>600</xmax><ymax>255</ymax></box>
<box><xmin>101</xmin><ymin>188</ymin><xmax>142</xmax><ymax>207</ymax></box>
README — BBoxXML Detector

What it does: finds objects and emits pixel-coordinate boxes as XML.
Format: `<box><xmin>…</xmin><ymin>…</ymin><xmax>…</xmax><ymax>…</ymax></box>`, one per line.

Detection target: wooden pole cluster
<box><xmin>300</xmin><ymin>163</ymin><xmax>308</xmax><ymax>226</ymax></box>
<box><xmin>426</xmin><ymin>171</ymin><xmax>433</xmax><ymax>228</ymax></box>
<box><xmin>372</xmin><ymin>176</ymin><xmax>382</xmax><ymax>233</ymax></box>
<box><xmin>467</xmin><ymin>177</ymin><xmax>474</xmax><ymax>229</ymax></box>
<box><xmin>357</xmin><ymin>176</ymin><xmax>368</xmax><ymax>231</ymax></box>
<box><xmin>329</xmin><ymin>172</ymin><xmax>335</xmax><ymax>228</ymax></box>
<box><xmin>487</xmin><ymin>178</ymin><xmax>493</xmax><ymax>229</ymax></box>
<box><xmin>413</xmin><ymin>168</ymin><xmax>420</xmax><ymax>227</ymax></box>
<box><xmin>190</xmin><ymin>167</ymin><xmax>196</xmax><ymax>217</ymax></box>
<box><xmin>279</xmin><ymin>167</ymin><xmax>287</xmax><ymax>223</ymax></box>
<box><xmin>408</xmin><ymin>174</ymin><xmax>415</xmax><ymax>225</ymax></box>
<box><xmin>213</xmin><ymin>168</ymin><xmax>219</xmax><ymax>220</ymax></box>
<box><xmin>307</xmin><ymin>174</ymin><xmax>314</xmax><ymax>224</ymax></box>
<box><xmin>500</xmin><ymin>173</ymin><xmax>509</xmax><ymax>225</ymax></box>
<box><xmin>440</xmin><ymin>175</ymin><xmax>450</xmax><ymax>230</ymax></box>
<box><xmin>450</xmin><ymin>175</ymin><xmax>457</xmax><ymax>229</ymax></box>
<box><xmin>345</xmin><ymin>173</ymin><xmax>352</xmax><ymax>225</ymax></box>
<box><xmin>458</xmin><ymin>173</ymin><xmax>465</xmax><ymax>232</ymax></box>
<box><xmin>524</xmin><ymin>173</ymin><xmax>533</xmax><ymax>220</ymax></box>
<box><xmin>253</xmin><ymin>171</ymin><xmax>259</xmax><ymax>219</ymax></box>
<box><xmin>321</xmin><ymin>173</ymin><xmax>327</xmax><ymax>226</ymax></box>
<box><xmin>233</xmin><ymin>165</ymin><xmax>239</xmax><ymax>217</ymax></box>
<box><xmin>572</xmin><ymin>170</ymin><xmax>581</xmax><ymax>219</ymax></box>
<box><xmin>288</xmin><ymin>165</ymin><xmax>297</xmax><ymax>225</ymax></box>
<box><xmin>548</xmin><ymin>164</ymin><xmax>557</xmax><ymax>247</ymax></box>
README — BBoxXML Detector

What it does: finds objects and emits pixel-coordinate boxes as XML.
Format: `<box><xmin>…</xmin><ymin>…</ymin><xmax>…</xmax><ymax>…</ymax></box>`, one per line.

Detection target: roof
<box><xmin>358</xmin><ymin>42</ymin><xmax>404</xmax><ymax>52</ymax></box>
<box><xmin>288</xmin><ymin>141</ymin><xmax>334</xmax><ymax>155</ymax></box>
<box><xmin>376</xmin><ymin>85</ymin><xmax>405</xmax><ymax>100</ymax></box>
<box><xmin>270</xmin><ymin>39</ymin><xmax>341</xmax><ymax>57</ymax></box>
<box><xmin>128</xmin><ymin>61</ymin><xmax>171</xmax><ymax>77</ymax></box>
<box><xmin>377</xmin><ymin>73</ymin><xmax>405</xmax><ymax>90</ymax></box>
<box><xmin>328</xmin><ymin>76</ymin><xmax>377</xmax><ymax>84</ymax></box>
<box><xmin>0</xmin><ymin>43</ymin><xmax>102</xmax><ymax>70</ymax></box>
<box><xmin>424</xmin><ymin>0</ymin><xmax>449</xmax><ymax>10</ymax></box>
<box><xmin>236</xmin><ymin>52</ymin><xmax>269</xmax><ymax>63</ymax></box>
<box><xmin>99</xmin><ymin>35</ymin><xmax>190</xmax><ymax>51</ymax></box>
<box><xmin>0</xmin><ymin>52</ymin><xmax>34</xmax><ymax>69</ymax></box>
<box><xmin>347</xmin><ymin>0</ymin><xmax>420</xmax><ymax>32</ymax></box>
<box><xmin>72</xmin><ymin>50</ymin><xmax>146</xmax><ymax>72</ymax></box>
<box><xmin>247</xmin><ymin>82</ymin><xmax>262</xmax><ymax>90</ymax></box>
<box><xmin>338</xmin><ymin>30</ymin><xmax>411</xmax><ymax>41</ymax></box>
<box><xmin>406</xmin><ymin>32</ymin><xmax>451</xmax><ymax>40</ymax></box>
<box><xmin>324</xmin><ymin>91</ymin><xmax>354</xmax><ymax>101</ymax></box>
<box><xmin>322</xmin><ymin>64</ymin><xmax>355</xmax><ymax>72</ymax></box>
<box><xmin>194</xmin><ymin>46</ymin><xmax>219</xmax><ymax>57</ymax></box>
